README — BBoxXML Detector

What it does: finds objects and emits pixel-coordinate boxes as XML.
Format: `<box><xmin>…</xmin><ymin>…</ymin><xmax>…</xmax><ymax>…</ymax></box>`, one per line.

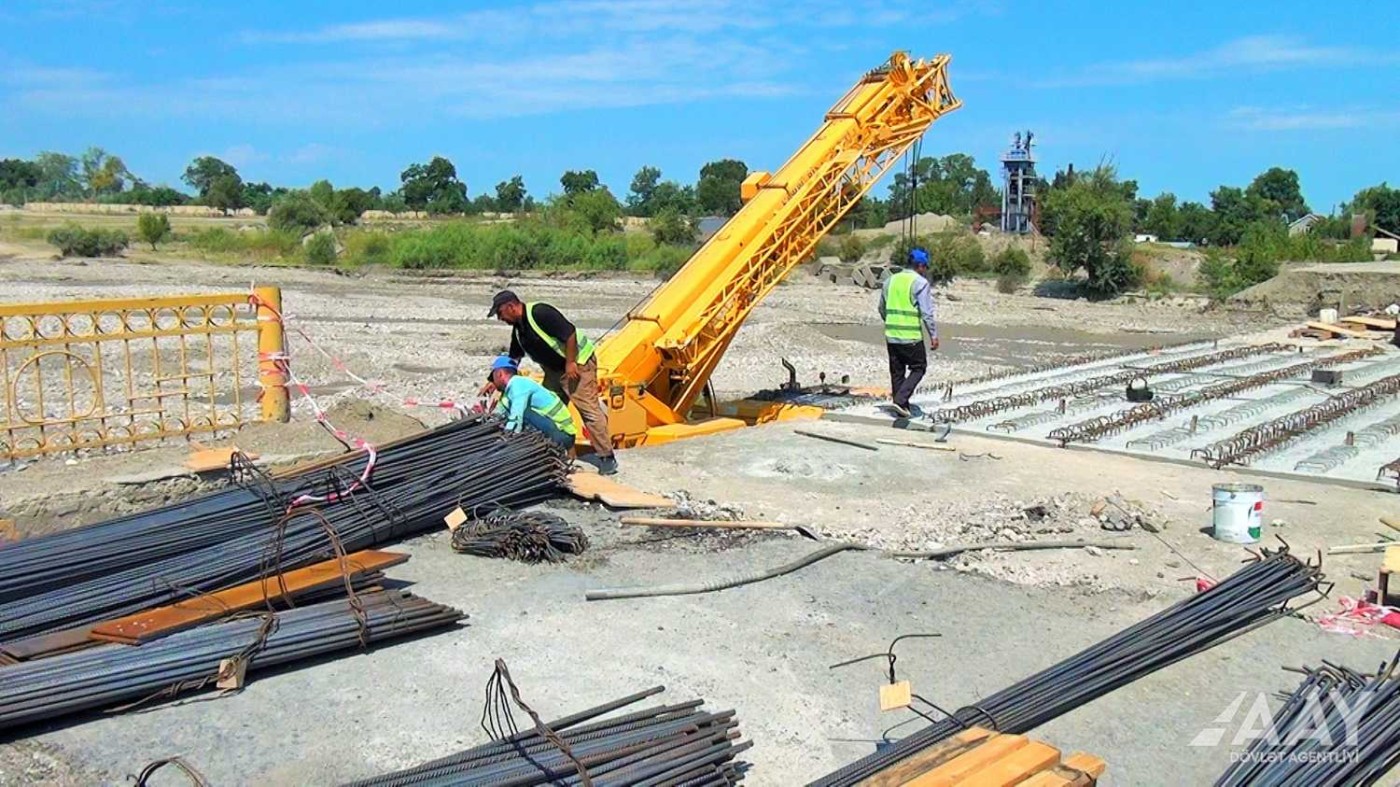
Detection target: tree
<box><xmin>648</xmin><ymin>181</ymin><xmax>694</xmax><ymax>216</ymax></box>
<box><xmin>241</xmin><ymin>182</ymin><xmax>287</xmax><ymax>215</ymax></box>
<box><xmin>1043</xmin><ymin>165</ymin><xmax>1138</xmax><ymax>297</ymax></box>
<box><xmin>560</xmin><ymin>169</ymin><xmax>601</xmax><ymax>197</ymax></box>
<box><xmin>205</xmin><ymin>174</ymin><xmax>245</xmax><ymax>211</ymax></box>
<box><xmin>400</xmin><ymin>156</ymin><xmax>468</xmax><ymax>214</ymax></box>
<box><xmin>183</xmin><ymin>156</ymin><xmax>239</xmax><ymax>200</ymax></box>
<box><xmin>849</xmin><ymin>196</ymin><xmax>889</xmax><ymax>229</ymax></box>
<box><xmin>334</xmin><ymin>186</ymin><xmax>380</xmax><ymax>224</ymax></box>
<box><xmin>1177</xmin><ymin>201</ymin><xmax>1216</xmax><ymax>245</ymax></box>
<box><xmin>650</xmin><ymin>206</ymin><xmax>696</xmax><ymax>245</ymax></box>
<box><xmin>1246</xmin><ymin>167</ymin><xmax>1309</xmax><ymax>223</ymax></box>
<box><xmin>627</xmin><ymin>165</ymin><xmax>662</xmax><ymax>216</ymax></box>
<box><xmin>1142</xmin><ymin>193</ymin><xmax>1181</xmax><ymax>240</ymax></box>
<box><xmin>470</xmin><ymin>193</ymin><xmax>497</xmax><ymax>214</ymax></box>
<box><xmin>1210</xmin><ymin>185</ymin><xmax>1272</xmax><ymax>245</ymax></box>
<box><xmin>566</xmin><ymin>188</ymin><xmax>623</xmax><ymax>233</ymax></box>
<box><xmin>495</xmin><ymin>175</ymin><xmax>528</xmax><ymax>213</ymax></box>
<box><xmin>268</xmin><ymin>191</ymin><xmax>331</xmax><ymax>233</ymax></box>
<box><xmin>0</xmin><ymin>159</ymin><xmax>41</xmax><ymax>191</ymax></box>
<box><xmin>886</xmin><ymin>154</ymin><xmax>999</xmax><ymax>220</ymax></box>
<box><xmin>308</xmin><ymin>180</ymin><xmax>336</xmax><ymax>212</ymax></box>
<box><xmin>33</xmin><ymin>152</ymin><xmax>81</xmax><ymax>199</ymax></box>
<box><xmin>81</xmin><ymin>147</ymin><xmax>130</xmax><ymax>196</ymax></box>
<box><xmin>136</xmin><ymin>212</ymin><xmax>172</xmax><ymax>250</ymax></box>
<box><xmin>695</xmin><ymin>158</ymin><xmax>748</xmax><ymax>216</ymax></box>
<box><xmin>1353</xmin><ymin>184</ymin><xmax>1400</xmax><ymax>233</ymax></box>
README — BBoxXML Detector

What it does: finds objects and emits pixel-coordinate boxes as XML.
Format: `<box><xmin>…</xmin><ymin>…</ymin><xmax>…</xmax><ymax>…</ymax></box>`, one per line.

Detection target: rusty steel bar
<box><xmin>1049</xmin><ymin>347</ymin><xmax>1381</xmax><ymax>446</ymax></box>
<box><xmin>1194</xmin><ymin>372</ymin><xmax>1400</xmax><ymax>468</ymax></box>
<box><xmin>928</xmin><ymin>343</ymin><xmax>1287</xmax><ymax>424</ymax></box>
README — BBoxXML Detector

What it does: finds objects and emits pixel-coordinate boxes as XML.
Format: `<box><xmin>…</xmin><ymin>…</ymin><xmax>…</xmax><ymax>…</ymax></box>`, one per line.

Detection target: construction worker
<box><xmin>485</xmin><ymin>290</ymin><xmax>618</xmax><ymax>474</ymax></box>
<box><xmin>878</xmin><ymin>248</ymin><xmax>939</xmax><ymax>418</ymax></box>
<box><xmin>488</xmin><ymin>356</ymin><xmax>576</xmax><ymax>450</ymax></box>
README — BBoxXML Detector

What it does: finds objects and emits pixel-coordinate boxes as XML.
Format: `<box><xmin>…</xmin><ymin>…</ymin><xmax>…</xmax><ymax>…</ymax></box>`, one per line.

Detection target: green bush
<box><xmin>47</xmin><ymin>224</ymin><xmax>129</xmax><ymax>257</ymax></box>
<box><xmin>650</xmin><ymin>207</ymin><xmax>696</xmax><ymax>246</ymax></box>
<box><xmin>992</xmin><ymin>247</ymin><xmax>1032</xmax><ymax>278</ymax></box>
<box><xmin>188</xmin><ymin>227</ymin><xmax>241</xmax><ymax>254</ymax></box>
<box><xmin>836</xmin><ymin>233</ymin><xmax>866</xmax><ymax>263</ymax></box>
<box><xmin>136</xmin><ymin>212</ymin><xmax>171</xmax><ymax>250</ymax></box>
<box><xmin>342</xmin><ymin>231</ymin><xmax>392</xmax><ymax>267</ymax></box>
<box><xmin>304</xmin><ymin>232</ymin><xmax>337</xmax><ymax>266</ymax></box>
<box><xmin>268</xmin><ymin>191</ymin><xmax>332</xmax><ymax>234</ymax></box>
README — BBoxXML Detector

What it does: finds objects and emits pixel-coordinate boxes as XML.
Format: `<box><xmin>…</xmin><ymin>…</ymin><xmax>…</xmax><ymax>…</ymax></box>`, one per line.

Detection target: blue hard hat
<box><xmin>490</xmin><ymin>355</ymin><xmax>518</xmax><ymax>373</ymax></box>
<box><xmin>909</xmin><ymin>248</ymin><xmax>930</xmax><ymax>266</ymax></box>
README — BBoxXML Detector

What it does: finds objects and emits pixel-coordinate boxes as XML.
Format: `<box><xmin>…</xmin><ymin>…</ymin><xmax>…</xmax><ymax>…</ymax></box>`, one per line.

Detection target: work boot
<box><xmin>890</xmin><ymin>402</ymin><xmax>912</xmax><ymax>418</ymax></box>
<box><xmin>596</xmin><ymin>456</ymin><xmax>618</xmax><ymax>476</ymax></box>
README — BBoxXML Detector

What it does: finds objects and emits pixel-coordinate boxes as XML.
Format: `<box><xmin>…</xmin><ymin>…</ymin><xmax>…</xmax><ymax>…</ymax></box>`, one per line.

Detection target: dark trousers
<box><xmin>887</xmin><ymin>341</ymin><xmax>927</xmax><ymax>408</ymax></box>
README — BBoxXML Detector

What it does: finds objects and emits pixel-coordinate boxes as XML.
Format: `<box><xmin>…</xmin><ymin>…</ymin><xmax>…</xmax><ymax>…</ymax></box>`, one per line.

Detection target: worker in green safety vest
<box><xmin>484</xmin><ymin>290</ymin><xmax>617</xmax><ymax>474</ymax></box>
<box><xmin>878</xmin><ymin>248</ymin><xmax>940</xmax><ymax>419</ymax></box>
<box><xmin>488</xmin><ymin>356</ymin><xmax>577</xmax><ymax>450</ymax></box>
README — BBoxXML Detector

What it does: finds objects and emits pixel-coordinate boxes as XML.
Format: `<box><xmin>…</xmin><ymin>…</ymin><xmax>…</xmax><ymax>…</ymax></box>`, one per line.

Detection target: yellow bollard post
<box><xmin>254</xmin><ymin>285</ymin><xmax>290</xmax><ymax>423</ymax></box>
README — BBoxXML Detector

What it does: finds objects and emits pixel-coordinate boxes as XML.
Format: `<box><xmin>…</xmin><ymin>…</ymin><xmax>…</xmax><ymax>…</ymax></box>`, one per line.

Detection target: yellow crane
<box><xmin>592</xmin><ymin>51</ymin><xmax>961</xmax><ymax>447</ymax></box>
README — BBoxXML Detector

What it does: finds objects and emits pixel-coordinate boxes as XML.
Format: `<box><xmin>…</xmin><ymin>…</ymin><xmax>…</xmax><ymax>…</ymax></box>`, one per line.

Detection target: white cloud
<box><xmin>1227</xmin><ymin>105</ymin><xmax>1400</xmax><ymax>131</ymax></box>
<box><xmin>218</xmin><ymin>143</ymin><xmax>269</xmax><ymax>168</ymax></box>
<box><xmin>1035</xmin><ymin>35</ymin><xmax>1388</xmax><ymax>87</ymax></box>
<box><xmin>283</xmin><ymin>143</ymin><xmax>339</xmax><ymax>165</ymax></box>
<box><xmin>4</xmin><ymin>1</ymin><xmax>987</xmax><ymax>123</ymax></box>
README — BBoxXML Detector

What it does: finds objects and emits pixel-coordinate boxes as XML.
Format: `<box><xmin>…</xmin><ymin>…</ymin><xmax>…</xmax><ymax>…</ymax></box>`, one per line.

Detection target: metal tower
<box><xmin>1000</xmin><ymin>130</ymin><xmax>1037</xmax><ymax>234</ymax></box>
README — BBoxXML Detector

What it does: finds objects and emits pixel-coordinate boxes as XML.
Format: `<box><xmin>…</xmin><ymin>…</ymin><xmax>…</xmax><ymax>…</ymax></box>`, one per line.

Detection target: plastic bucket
<box><xmin>1212</xmin><ymin>483</ymin><xmax>1263</xmax><ymax>543</ymax></box>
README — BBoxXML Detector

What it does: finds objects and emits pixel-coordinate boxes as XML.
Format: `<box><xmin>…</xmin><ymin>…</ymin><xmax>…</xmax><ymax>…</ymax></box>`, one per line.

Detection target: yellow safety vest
<box><xmin>525</xmin><ymin>302</ymin><xmax>595</xmax><ymax>365</ymax></box>
<box><xmin>500</xmin><ymin>382</ymin><xmax>577</xmax><ymax>436</ymax></box>
<box><xmin>883</xmin><ymin>270</ymin><xmax>924</xmax><ymax>342</ymax></box>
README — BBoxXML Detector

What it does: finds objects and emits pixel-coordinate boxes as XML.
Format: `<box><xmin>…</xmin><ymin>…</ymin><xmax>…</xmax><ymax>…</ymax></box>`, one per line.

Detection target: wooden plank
<box><xmin>1017</xmin><ymin>775</ymin><xmax>1075</xmax><ymax>787</ymax></box>
<box><xmin>88</xmin><ymin>550</ymin><xmax>409</xmax><ymax>644</ymax></box>
<box><xmin>956</xmin><ymin>740</ymin><xmax>1061</xmax><ymax>787</ymax></box>
<box><xmin>905</xmin><ymin>735</ymin><xmax>1030</xmax><ymax>787</ymax></box>
<box><xmin>185</xmin><ymin>444</ymin><xmax>259</xmax><ymax>473</ymax></box>
<box><xmin>566</xmin><ymin>472</ymin><xmax>675</xmax><ymax>509</ymax></box>
<box><xmin>1060</xmin><ymin>753</ymin><xmax>1107</xmax><ymax>779</ymax></box>
<box><xmin>1307</xmin><ymin>321</ymin><xmax>1372</xmax><ymax>339</ymax></box>
<box><xmin>856</xmin><ymin>729</ymin><xmax>993</xmax><ymax>787</ymax></box>
<box><xmin>1328</xmin><ymin>542</ymin><xmax>1392</xmax><ymax>555</ymax></box>
<box><xmin>1341</xmin><ymin>316</ymin><xmax>1398</xmax><ymax>330</ymax></box>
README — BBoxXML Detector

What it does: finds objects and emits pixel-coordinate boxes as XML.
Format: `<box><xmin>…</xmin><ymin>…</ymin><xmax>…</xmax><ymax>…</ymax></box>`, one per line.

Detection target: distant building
<box><xmin>1288</xmin><ymin>213</ymin><xmax>1323</xmax><ymax>236</ymax></box>
<box><xmin>1133</xmin><ymin>234</ymin><xmax>1159</xmax><ymax>244</ymax></box>
<box><xmin>1000</xmin><ymin>131</ymin><xmax>1037</xmax><ymax>234</ymax></box>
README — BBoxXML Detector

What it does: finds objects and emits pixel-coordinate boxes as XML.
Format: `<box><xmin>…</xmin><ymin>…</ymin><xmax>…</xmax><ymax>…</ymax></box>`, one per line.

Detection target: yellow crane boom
<box><xmin>593</xmin><ymin>51</ymin><xmax>961</xmax><ymax>447</ymax></box>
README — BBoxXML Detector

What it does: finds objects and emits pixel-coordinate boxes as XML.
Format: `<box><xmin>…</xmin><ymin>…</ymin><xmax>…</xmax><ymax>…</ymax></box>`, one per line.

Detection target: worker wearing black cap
<box><xmin>485</xmin><ymin>290</ymin><xmax>617</xmax><ymax>474</ymax></box>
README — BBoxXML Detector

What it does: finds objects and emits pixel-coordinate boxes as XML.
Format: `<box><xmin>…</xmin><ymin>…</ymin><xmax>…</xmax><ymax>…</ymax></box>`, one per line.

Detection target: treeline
<box><xmin>0</xmin><ymin>148</ymin><xmax>752</xmax><ymax>224</ymax></box>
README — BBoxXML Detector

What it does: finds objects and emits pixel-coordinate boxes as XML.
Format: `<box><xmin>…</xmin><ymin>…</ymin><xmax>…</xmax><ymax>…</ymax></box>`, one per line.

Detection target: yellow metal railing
<box><xmin>0</xmin><ymin>286</ymin><xmax>288</xmax><ymax>460</ymax></box>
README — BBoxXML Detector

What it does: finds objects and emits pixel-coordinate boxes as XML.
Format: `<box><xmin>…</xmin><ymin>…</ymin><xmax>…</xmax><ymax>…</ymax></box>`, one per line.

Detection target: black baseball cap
<box><xmin>487</xmin><ymin>290</ymin><xmax>520</xmax><ymax>317</ymax></box>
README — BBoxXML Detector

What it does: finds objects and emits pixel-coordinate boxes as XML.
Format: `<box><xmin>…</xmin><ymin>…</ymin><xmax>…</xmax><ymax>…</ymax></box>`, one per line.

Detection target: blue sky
<box><xmin>1</xmin><ymin>0</ymin><xmax>1395</xmax><ymax>211</ymax></box>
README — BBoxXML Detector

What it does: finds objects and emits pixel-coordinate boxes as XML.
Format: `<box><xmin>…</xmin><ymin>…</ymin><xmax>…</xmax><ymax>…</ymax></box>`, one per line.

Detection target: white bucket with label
<box><xmin>1212</xmin><ymin>483</ymin><xmax>1264</xmax><ymax>543</ymax></box>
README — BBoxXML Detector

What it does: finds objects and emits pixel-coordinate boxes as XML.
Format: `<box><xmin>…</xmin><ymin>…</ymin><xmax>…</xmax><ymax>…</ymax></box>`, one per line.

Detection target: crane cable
<box><xmin>903</xmin><ymin>139</ymin><xmax>923</xmax><ymax>253</ymax></box>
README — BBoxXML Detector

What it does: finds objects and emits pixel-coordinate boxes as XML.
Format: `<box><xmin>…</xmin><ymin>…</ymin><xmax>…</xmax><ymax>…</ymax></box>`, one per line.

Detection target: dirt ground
<box><xmin>3</xmin><ymin>254</ymin><xmax>1394</xmax><ymax>786</ymax></box>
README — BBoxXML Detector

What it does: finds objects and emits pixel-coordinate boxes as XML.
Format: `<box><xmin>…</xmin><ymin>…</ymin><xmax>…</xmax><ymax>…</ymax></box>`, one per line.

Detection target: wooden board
<box><xmin>859</xmin><ymin>728</ymin><xmax>1104</xmax><ymax>787</ymax></box>
<box><xmin>566</xmin><ymin>472</ymin><xmax>675</xmax><ymax>509</ymax></box>
<box><xmin>1307</xmin><ymin>321</ymin><xmax>1372</xmax><ymax>339</ymax></box>
<box><xmin>185</xmin><ymin>444</ymin><xmax>259</xmax><ymax>473</ymax></box>
<box><xmin>88</xmin><ymin>550</ymin><xmax>409</xmax><ymax>644</ymax></box>
<box><xmin>1342</xmin><ymin>316</ymin><xmax>1398</xmax><ymax>331</ymax></box>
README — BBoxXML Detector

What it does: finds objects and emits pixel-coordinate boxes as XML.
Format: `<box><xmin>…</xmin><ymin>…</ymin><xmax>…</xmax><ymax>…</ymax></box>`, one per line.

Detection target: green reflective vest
<box><xmin>526</xmin><ymin>302</ymin><xmax>595</xmax><ymax>365</ymax></box>
<box><xmin>500</xmin><ymin>381</ymin><xmax>577</xmax><ymax>436</ymax></box>
<box><xmin>883</xmin><ymin>270</ymin><xmax>924</xmax><ymax>342</ymax></box>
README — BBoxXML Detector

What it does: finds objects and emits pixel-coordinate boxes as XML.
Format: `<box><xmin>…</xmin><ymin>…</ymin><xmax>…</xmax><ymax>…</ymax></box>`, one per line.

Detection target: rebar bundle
<box><xmin>1049</xmin><ymin>347</ymin><xmax>1380</xmax><ymax>446</ymax></box>
<box><xmin>1216</xmin><ymin>652</ymin><xmax>1400</xmax><ymax>787</ymax></box>
<box><xmin>451</xmin><ymin>510</ymin><xmax>589</xmax><ymax>563</ymax></box>
<box><xmin>0</xmin><ymin>417</ymin><xmax>568</xmax><ymax>642</ymax></box>
<box><xmin>346</xmin><ymin>684</ymin><xmax>750</xmax><ymax>787</ymax></box>
<box><xmin>808</xmin><ymin>546</ymin><xmax>1326</xmax><ymax>787</ymax></box>
<box><xmin>1125</xmin><ymin>388</ymin><xmax>1316</xmax><ymax>451</ymax></box>
<box><xmin>0</xmin><ymin>590</ymin><xmax>464</xmax><ymax>732</ymax></box>
<box><xmin>928</xmin><ymin>344</ymin><xmax>1285</xmax><ymax>424</ymax></box>
<box><xmin>1195</xmin><ymin>373</ymin><xmax>1400</xmax><ymax>468</ymax></box>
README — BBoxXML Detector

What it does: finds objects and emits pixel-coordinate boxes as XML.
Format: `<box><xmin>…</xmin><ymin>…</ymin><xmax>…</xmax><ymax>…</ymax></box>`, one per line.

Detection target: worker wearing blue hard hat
<box><xmin>877</xmin><ymin>247</ymin><xmax>940</xmax><ymax>419</ymax></box>
<box><xmin>486</xmin><ymin>355</ymin><xmax>577</xmax><ymax>451</ymax></box>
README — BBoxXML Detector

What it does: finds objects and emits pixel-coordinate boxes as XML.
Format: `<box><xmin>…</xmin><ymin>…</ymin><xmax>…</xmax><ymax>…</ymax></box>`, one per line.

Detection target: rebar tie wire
<box><xmin>482</xmin><ymin>659</ymin><xmax>596</xmax><ymax>787</ymax></box>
